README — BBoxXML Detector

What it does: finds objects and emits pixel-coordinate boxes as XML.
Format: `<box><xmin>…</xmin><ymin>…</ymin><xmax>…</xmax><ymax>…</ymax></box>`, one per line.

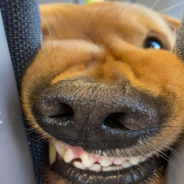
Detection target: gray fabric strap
<box><xmin>0</xmin><ymin>1</ymin><xmax>48</xmax><ymax>183</ymax></box>
<box><xmin>175</xmin><ymin>13</ymin><xmax>184</xmax><ymax>60</ymax></box>
<box><xmin>166</xmin><ymin>143</ymin><xmax>184</xmax><ymax>184</ymax></box>
<box><xmin>0</xmin><ymin>0</ymin><xmax>41</xmax><ymax>84</ymax></box>
<box><xmin>167</xmin><ymin>13</ymin><xmax>184</xmax><ymax>184</ymax></box>
<box><xmin>0</xmin><ymin>11</ymin><xmax>36</xmax><ymax>184</ymax></box>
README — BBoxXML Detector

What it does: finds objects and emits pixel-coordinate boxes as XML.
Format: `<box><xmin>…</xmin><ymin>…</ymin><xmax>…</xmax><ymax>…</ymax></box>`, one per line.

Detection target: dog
<box><xmin>21</xmin><ymin>2</ymin><xmax>183</xmax><ymax>184</ymax></box>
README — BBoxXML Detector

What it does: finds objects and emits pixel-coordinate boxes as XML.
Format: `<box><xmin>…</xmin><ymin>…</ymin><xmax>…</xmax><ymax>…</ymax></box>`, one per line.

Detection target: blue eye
<box><xmin>144</xmin><ymin>38</ymin><xmax>165</xmax><ymax>50</ymax></box>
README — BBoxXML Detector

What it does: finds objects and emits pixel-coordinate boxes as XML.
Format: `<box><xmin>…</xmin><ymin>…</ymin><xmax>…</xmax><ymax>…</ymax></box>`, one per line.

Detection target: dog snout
<box><xmin>34</xmin><ymin>80</ymin><xmax>159</xmax><ymax>149</ymax></box>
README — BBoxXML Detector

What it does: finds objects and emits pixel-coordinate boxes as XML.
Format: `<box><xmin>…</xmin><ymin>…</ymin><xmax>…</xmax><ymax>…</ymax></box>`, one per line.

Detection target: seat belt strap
<box><xmin>0</xmin><ymin>11</ymin><xmax>36</xmax><ymax>184</ymax></box>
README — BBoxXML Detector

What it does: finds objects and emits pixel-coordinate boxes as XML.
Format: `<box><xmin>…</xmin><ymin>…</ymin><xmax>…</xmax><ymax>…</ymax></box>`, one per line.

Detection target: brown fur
<box><xmin>21</xmin><ymin>2</ymin><xmax>183</xmax><ymax>184</ymax></box>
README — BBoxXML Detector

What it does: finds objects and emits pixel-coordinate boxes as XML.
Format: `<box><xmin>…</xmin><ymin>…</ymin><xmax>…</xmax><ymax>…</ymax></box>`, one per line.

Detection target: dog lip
<box><xmin>51</xmin><ymin>143</ymin><xmax>157</xmax><ymax>168</ymax></box>
<box><xmin>51</xmin><ymin>153</ymin><xmax>166</xmax><ymax>184</ymax></box>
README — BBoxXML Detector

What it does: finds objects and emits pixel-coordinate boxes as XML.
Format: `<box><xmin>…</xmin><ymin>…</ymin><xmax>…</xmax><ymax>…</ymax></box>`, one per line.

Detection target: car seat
<box><xmin>0</xmin><ymin>1</ymin><xmax>184</xmax><ymax>184</ymax></box>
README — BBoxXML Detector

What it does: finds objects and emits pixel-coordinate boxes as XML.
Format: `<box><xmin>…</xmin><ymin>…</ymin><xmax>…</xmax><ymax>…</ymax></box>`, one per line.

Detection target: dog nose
<box><xmin>35</xmin><ymin>80</ymin><xmax>159</xmax><ymax>148</ymax></box>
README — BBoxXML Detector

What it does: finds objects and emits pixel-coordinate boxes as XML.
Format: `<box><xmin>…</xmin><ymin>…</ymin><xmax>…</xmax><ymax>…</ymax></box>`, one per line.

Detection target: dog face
<box><xmin>21</xmin><ymin>2</ymin><xmax>183</xmax><ymax>184</ymax></box>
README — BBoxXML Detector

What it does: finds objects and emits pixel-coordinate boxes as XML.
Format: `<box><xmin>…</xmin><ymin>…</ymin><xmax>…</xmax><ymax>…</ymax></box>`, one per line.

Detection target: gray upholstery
<box><xmin>0</xmin><ymin>11</ymin><xmax>36</xmax><ymax>184</ymax></box>
<box><xmin>0</xmin><ymin>1</ymin><xmax>184</xmax><ymax>184</ymax></box>
<box><xmin>175</xmin><ymin>14</ymin><xmax>184</xmax><ymax>61</ymax></box>
<box><xmin>0</xmin><ymin>1</ymin><xmax>48</xmax><ymax>183</ymax></box>
<box><xmin>166</xmin><ymin>13</ymin><xmax>184</xmax><ymax>184</ymax></box>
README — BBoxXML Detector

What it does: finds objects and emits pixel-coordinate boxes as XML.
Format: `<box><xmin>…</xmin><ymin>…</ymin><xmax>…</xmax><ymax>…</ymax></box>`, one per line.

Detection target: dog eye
<box><xmin>144</xmin><ymin>38</ymin><xmax>165</xmax><ymax>50</ymax></box>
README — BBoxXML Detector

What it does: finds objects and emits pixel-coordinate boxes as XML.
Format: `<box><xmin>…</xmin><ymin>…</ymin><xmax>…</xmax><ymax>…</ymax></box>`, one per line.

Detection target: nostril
<box><xmin>48</xmin><ymin>103</ymin><xmax>74</xmax><ymax>118</ymax></box>
<box><xmin>35</xmin><ymin>97</ymin><xmax>74</xmax><ymax>117</ymax></box>
<box><xmin>104</xmin><ymin>110</ymin><xmax>158</xmax><ymax>131</ymax></box>
<box><xmin>104</xmin><ymin>113</ymin><xmax>129</xmax><ymax>131</ymax></box>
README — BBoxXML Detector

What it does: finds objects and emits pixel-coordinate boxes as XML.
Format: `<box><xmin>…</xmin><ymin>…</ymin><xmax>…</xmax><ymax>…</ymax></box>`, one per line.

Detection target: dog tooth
<box><xmin>89</xmin><ymin>163</ymin><xmax>101</xmax><ymax>171</ymax></box>
<box><xmin>103</xmin><ymin>166</ymin><xmax>114</xmax><ymax>171</ymax></box>
<box><xmin>113</xmin><ymin>158</ymin><xmax>125</xmax><ymax>165</ymax></box>
<box><xmin>99</xmin><ymin>157</ymin><xmax>112</xmax><ymax>167</ymax></box>
<box><xmin>74</xmin><ymin>161</ymin><xmax>85</xmax><ymax>170</ymax></box>
<box><xmin>49</xmin><ymin>142</ymin><xmax>57</xmax><ymax>165</ymax></box>
<box><xmin>152</xmin><ymin>151</ymin><xmax>157</xmax><ymax>154</ymax></box>
<box><xmin>113</xmin><ymin>166</ymin><xmax>123</xmax><ymax>171</ymax></box>
<box><xmin>147</xmin><ymin>151</ymin><xmax>155</xmax><ymax>158</ymax></box>
<box><xmin>64</xmin><ymin>147</ymin><xmax>75</xmax><ymax>163</ymax></box>
<box><xmin>55</xmin><ymin>144</ymin><xmax>67</xmax><ymax>158</ymax></box>
<box><xmin>156</xmin><ymin>153</ymin><xmax>160</xmax><ymax>157</ymax></box>
<box><xmin>130</xmin><ymin>157</ymin><xmax>139</xmax><ymax>165</ymax></box>
<box><xmin>122</xmin><ymin>162</ymin><xmax>132</xmax><ymax>168</ymax></box>
<box><xmin>139</xmin><ymin>156</ymin><xmax>147</xmax><ymax>163</ymax></box>
<box><xmin>103</xmin><ymin>166</ymin><xmax>122</xmax><ymax>171</ymax></box>
<box><xmin>81</xmin><ymin>153</ymin><xmax>95</xmax><ymax>168</ymax></box>
<box><xmin>118</xmin><ymin>166</ymin><xmax>123</xmax><ymax>170</ymax></box>
<box><xmin>147</xmin><ymin>152</ymin><xmax>153</xmax><ymax>158</ymax></box>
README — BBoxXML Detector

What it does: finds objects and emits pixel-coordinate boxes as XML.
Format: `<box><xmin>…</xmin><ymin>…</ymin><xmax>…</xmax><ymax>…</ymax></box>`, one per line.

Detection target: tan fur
<box><xmin>21</xmin><ymin>2</ymin><xmax>182</xmax><ymax>184</ymax></box>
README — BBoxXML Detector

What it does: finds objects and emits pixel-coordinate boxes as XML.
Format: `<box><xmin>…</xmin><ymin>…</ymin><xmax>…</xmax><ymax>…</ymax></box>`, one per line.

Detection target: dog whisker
<box><xmin>137</xmin><ymin>162</ymin><xmax>149</xmax><ymax>179</ymax></box>
<box><xmin>28</xmin><ymin>136</ymin><xmax>48</xmax><ymax>145</ymax></box>
<box><xmin>168</xmin><ymin>148</ymin><xmax>184</xmax><ymax>167</ymax></box>
<box><xmin>149</xmin><ymin>144</ymin><xmax>181</xmax><ymax>172</ymax></box>
<box><xmin>159</xmin><ymin>0</ymin><xmax>184</xmax><ymax>14</ymax></box>
<box><xmin>151</xmin><ymin>0</ymin><xmax>160</xmax><ymax>10</ymax></box>
<box><xmin>156</xmin><ymin>140</ymin><xmax>184</xmax><ymax>168</ymax></box>
<box><xmin>41</xmin><ymin>17</ymin><xmax>54</xmax><ymax>49</ymax></box>
<box><xmin>160</xmin><ymin>154</ymin><xmax>180</xmax><ymax>171</ymax></box>
<box><xmin>175</xmin><ymin>138</ymin><xmax>184</xmax><ymax>145</ymax></box>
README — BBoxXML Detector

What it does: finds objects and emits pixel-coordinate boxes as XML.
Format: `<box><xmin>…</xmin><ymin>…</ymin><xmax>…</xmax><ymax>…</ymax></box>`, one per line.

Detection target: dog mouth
<box><xmin>49</xmin><ymin>142</ymin><xmax>166</xmax><ymax>184</ymax></box>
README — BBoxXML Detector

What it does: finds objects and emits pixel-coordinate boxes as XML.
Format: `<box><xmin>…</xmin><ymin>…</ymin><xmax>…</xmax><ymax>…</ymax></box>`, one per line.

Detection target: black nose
<box><xmin>34</xmin><ymin>80</ymin><xmax>160</xmax><ymax>151</ymax></box>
